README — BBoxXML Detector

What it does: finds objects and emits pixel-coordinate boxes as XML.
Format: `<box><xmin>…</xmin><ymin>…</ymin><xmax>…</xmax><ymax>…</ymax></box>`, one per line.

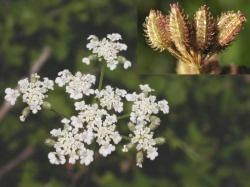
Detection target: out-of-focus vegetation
<box><xmin>137</xmin><ymin>0</ymin><xmax>250</xmax><ymax>74</ymax></box>
<box><xmin>0</xmin><ymin>0</ymin><xmax>250</xmax><ymax>187</ymax></box>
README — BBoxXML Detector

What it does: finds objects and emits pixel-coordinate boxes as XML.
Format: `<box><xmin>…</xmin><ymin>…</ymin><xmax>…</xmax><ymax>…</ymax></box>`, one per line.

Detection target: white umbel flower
<box><xmin>126</xmin><ymin>93</ymin><xmax>159</xmax><ymax>125</ymax></box>
<box><xmin>79</xmin><ymin>148</ymin><xmax>94</xmax><ymax>165</ymax></box>
<box><xmin>48</xmin><ymin>152</ymin><xmax>66</xmax><ymax>165</ymax></box>
<box><xmin>158</xmin><ymin>100</ymin><xmax>169</xmax><ymax>114</ymax></box>
<box><xmin>139</xmin><ymin>84</ymin><xmax>155</xmax><ymax>93</ymax></box>
<box><xmin>4</xmin><ymin>88</ymin><xmax>20</xmax><ymax>105</ymax></box>
<box><xmin>107</xmin><ymin>33</ymin><xmax>122</xmax><ymax>41</ymax></box>
<box><xmin>99</xmin><ymin>144</ymin><xmax>115</xmax><ymax>157</ymax></box>
<box><xmin>123</xmin><ymin>60</ymin><xmax>132</xmax><ymax>69</ymax></box>
<box><xmin>4</xmin><ymin>74</ymin><xmax>54</xmax><ymax>115</ymax></box>
<box><xmin>126</xmin><ymin>84</ymin><xmax>169</xmax><ymax>125</ymax></box>
<box><xmin>74</xmin><ymin>101</ymin><xmax>87</xmax><ymax>111</ymax></box>
<box><xmin>55</xmin><ymin>69</ymin><xmax>72</xmax><ymax>87</ymax></box>
<box><xmin>4</xmin><ymin>33</ymin><xmax>170</xmax><ymax>169</ymax></box>
<box><xmin>48</xmin><ymin>122</ymin><xmax>94</xmax><ymax>166</ymax></box>
<box><xmin>82</xmin><ymin>33</ymin><xmax>131</xmax><ymax>70</ymax></box>
<box><xmin>55</xmin><ymin>70</ymin><xmax>96</xmax><ymax>100</ymax></box>
<box><xmin>147</xmin><ymin>147</ymin><xmax>159</xmax><ymax>160</ymax></box>
<box><xmin>125</xmin><ymin>124</ymin><xmax>159</xmax><ymax>167</ymax></box>
<box><xmin>95</xmin><ymin>85</ymin><xmax>127</xmax><ymax>113</ymax></box>
<box><xmin>131</xmin><ymin>124</ymin><xmax>156</xmax><ymax>152</ymax></box>
<box><xmin>48</xmin><ymin>103</ymin><xmax>122</xmax><ymax>165</ymax></box>
<box><xmin>18</xmin><ymin>74</ymin><xmax>54</xmax><ymax>114</ymax></box>
<box><xmin>122</xmin><ymin>84</ymin><xmax>169</xmax><ymax>167</ymax></box>
<box><xmin>66</xmin><ymin>72</ymin><xmax>95</xmax><ymax>99</ymax></box>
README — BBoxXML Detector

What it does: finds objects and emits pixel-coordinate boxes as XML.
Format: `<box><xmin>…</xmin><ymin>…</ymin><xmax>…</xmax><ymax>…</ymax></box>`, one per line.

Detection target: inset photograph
<box><xmin>138</xmin><ymin>0</ymin><xmax>250</xmax><ymax>74</ymax></box>
<box><xmin>1</xmin><ymin>0</ymin><xmax>250</xmax><ymax>187</ymax></box>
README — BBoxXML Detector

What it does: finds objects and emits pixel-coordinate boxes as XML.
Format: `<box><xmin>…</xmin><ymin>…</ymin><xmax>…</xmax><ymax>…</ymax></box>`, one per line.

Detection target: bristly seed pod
<box><xmin>144</xmin><ymin>3</ymin><xmax>246</xmax><ymax>74</ymax></box>
<box><xmin>194</xmin><ymin>5</ymin><xmax>216</xmax><ymax>51</ymax></box>
<box><xmin>217</xmin><ymin>11</ymin><xmax>246</xmax><ymax>47</ymax></box>
<box><xmin>144</xmin><ymin>10</ymin><xmax>172</xmax><ymax>51</ymax></box>
<box><xmin>169</xmin><ymin>3</ymin><xmax>191</xmax><ymax>59</ymax></box>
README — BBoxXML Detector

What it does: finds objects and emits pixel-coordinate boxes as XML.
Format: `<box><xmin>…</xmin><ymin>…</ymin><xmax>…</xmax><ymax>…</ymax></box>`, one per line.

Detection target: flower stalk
<box><xmin>98</xmin><ymin>64</ymin><xmax>105</xmax><ymax>90</ymax></box>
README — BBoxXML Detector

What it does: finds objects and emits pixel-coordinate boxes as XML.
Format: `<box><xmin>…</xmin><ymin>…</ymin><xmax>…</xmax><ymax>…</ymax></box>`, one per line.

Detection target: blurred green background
<box><xmin>137</xmin><ymin>0</ymin><xmax>250</xmax><ymax>74</ymax></box>
<box><xmin>0</xmin><ymin>0</ymin><xmax>250</xmax><ymax>187</ymax></box>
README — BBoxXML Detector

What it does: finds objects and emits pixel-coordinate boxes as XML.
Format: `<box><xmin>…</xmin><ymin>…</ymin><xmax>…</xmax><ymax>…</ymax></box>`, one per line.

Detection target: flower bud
<box><xmin>149</xmin><ymin>123</ymin><xmax>159</xmax><ymax>130</ymax></box>
<box><xmin>136</xmin><ymin>151</ymin><xmax>144</xmax><ymax>168</ymax></box>
<box><xmin>19</xmin><ymin>107</ymin><xmax>30</xmax><ymax>122</ymax></box>
<box><xmin>154</xmin><ymin>137</ymin><xmax>166</xmax><ymax>145</ymax></box>
<box><xmin>122</xmin><ymin>143</ymin><xmax>133</xmax><ymax>152</ymax></box>
<box><xmin>150</xmin><ymin>116</ymin><xmax>161</xmax><ymax>127</ymax></box>
<box><xmin>42</xmin><ymin>101</ymin><xmax>52</xmax><ymax>110</ymax></box>
<box><xmin>126</xmin><ymin>143</ymin><xmax>134</xmax><ymax>150</ymax></box>
<box><xmin>30</xmin><ymin>73</ymin><xmax>40</xmax><ymax>83</ymax></box>
<box><xmin>45</xmin><ymin>139</ymin><xmax>56</xmax><ymax>147</ymax></box>
<box><xmin>128</xmin><ymin>122</ymin><xmax>135</xmax><ymax>131</ymax></box>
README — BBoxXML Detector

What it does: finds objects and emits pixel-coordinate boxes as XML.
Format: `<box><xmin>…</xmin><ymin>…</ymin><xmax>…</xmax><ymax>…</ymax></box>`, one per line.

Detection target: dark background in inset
<box><xmin>0</xmin><ymin>0</ymin><xmax>250</xmax><ymax>187</ymax></box>
<box><xmin>137</xmin><ymin>0</ymin><xmax>250</xmax><ymax>74</ymax></box>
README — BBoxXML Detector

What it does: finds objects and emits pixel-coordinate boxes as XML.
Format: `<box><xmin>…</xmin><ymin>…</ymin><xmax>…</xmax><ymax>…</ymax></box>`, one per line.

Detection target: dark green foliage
<box><xmin>0</xmin><ymin>0</ymin><xmax>250</xmax><ymax>187</ymax></box>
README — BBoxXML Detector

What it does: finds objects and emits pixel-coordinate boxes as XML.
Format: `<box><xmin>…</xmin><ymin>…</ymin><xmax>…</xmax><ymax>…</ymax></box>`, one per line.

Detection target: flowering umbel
<box><xmin>144</xmin><ymin>3</ymin><xmax>246</xmax><ymax>74</ymax></box>
<box><xmin>82</xmin><ymin>34</ymin><xmax>131</xmax><ymax>70</ymax></box>
<box><xmin>4</xmin><ymin>33</ymin><xmax>170</xmax><ymax>168</ymax></box>
<box><xmin>4</xmin><ymin>74</ymin><xmax>54</xmax><ymax>121</ymax></box>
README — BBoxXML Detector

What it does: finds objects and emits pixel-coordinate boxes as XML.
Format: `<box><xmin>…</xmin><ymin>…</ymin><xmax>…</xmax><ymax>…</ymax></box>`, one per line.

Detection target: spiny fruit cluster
<box><xmin>144</xmin><ymin>3</ymin><xmax>246</xmax><ymax>74</ymax></box>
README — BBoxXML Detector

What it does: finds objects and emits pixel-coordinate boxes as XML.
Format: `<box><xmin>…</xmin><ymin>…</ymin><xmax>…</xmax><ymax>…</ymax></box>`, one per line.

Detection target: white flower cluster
<box><xmin>47</xmin><ymin>80</ymin><xmax>168</xmax><ymax>167</ymax></box>
<box><xmin>4</xmin><ymin>74</ymin><xmax>54</xmax><ymax>121</ymax></box>
<box><xmin>95</xmin><ymin>86</ymin><xmax>127</xmax><ymax>113</ymax></box>
<box><xmin>4</xmin><ymin>88</ymin><xmax>20</xmax><ymax>105</ymax></box>
<box><xmin>126</xmin><ymin>84</ymin><xmax>169</xmax><ymax>125</ymax></box>
<box><xmin>4</xmin><ymin>33</ymin><xmax>170</xmax><ymax>168</ymax></box>
<box><xmin>131</xmin><ymin>124</ymin><xmax>158</xmax><ymax>167</ymax></box>
<box><xmin>123</xmin><ymin>84</ymin><xmax>169</xmax><ymax>167</ymax></box>
<box><xmin>48</xmin><ymin>118</ymin><xmax>94</xmax><ymax>165</ymax></box>
<box><xmin>55</xmin><ymin>70</ymin><xmax>96</xmax><ymax>99</ymax></box>
<box><xmin>82</xmin><ymin>33</ymin><xmax>132</xmax><ymax>70</ymax></box>
<box><xmin>48</xmin><ymin>102</ymin><xmax>122</xmax><ymax>165</ymax></box>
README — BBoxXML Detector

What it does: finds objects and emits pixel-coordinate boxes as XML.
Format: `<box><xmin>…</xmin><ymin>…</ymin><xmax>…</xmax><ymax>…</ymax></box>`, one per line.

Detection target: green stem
<box><xmin>50</xmin><ymin>108</ymin><xmax>66</xmax><ymax>118</ymax></box>
<box><xmin>117</xmin><ymin>113</ymin><xmax>130</xmax><ymax>120</ymax></box>
<box><xmin>98</xmin><ymin>64</ymin><xmax>105</xmax><ymax>90</ymax></box>
<box><xmin>43</xmin><ymin>102</ymin><xmax>67</xmax><ymax>118</ymax></box>
<box><xmin>122</xmin><ymin>135</ymin><xmax>130</xmax><ymax>141</ymax></box>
